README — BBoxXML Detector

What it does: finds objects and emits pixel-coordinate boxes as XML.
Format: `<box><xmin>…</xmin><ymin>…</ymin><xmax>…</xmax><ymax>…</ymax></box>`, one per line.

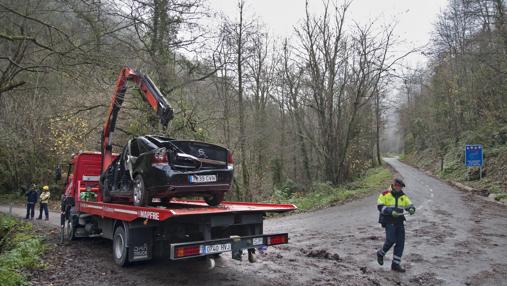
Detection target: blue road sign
<box><xmin>465</xmin><ymin>144</ymin><xmax>483</xmax><ymax>167</ymax></box>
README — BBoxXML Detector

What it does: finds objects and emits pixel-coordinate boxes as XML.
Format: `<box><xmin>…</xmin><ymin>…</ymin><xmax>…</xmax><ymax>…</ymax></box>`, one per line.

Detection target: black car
<box><xmin>100</xmin><ymin>135</ymin><xmax>234</xmax><ymax>206</ymax></box>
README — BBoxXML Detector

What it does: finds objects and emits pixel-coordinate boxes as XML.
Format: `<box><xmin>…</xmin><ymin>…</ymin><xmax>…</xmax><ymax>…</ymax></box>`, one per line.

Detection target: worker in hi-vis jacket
<box><xmin>376</xmin><ymin>177</ymin><xmax>416</xmax><ymax>273</ymax></box>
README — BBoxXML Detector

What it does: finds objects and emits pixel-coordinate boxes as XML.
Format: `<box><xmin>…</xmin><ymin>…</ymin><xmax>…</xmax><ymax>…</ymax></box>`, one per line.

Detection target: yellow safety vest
<box><xmin>377</xmin><ymin>189</ymin><xmax>412</xmax><ymax>209</ymax></box>
<box><xmin>377</xmin><ymin>187</ymin><xmax>414</xmax><ymax>225</ymax></box>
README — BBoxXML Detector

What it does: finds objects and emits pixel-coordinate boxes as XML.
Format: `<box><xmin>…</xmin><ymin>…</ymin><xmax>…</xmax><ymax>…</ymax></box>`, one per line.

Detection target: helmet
<box><xmin>393</xmin><ymin>177</ymin><xmax>405</xmax><ymax>188</ymax></box>
<box><xmin>43</xmin><ymin>185</ymin><xmax>49</xmax><ymax>191</ymax></box>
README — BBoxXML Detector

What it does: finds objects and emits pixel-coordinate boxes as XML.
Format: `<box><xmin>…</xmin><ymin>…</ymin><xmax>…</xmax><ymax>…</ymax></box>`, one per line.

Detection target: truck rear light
<box><xmin>152</xmin><ymin>149</ymin><xmax>168</xmax><ymax>166</ymax></box>
<box><xmin>227</xmin><ymin>152</ymin><xmax>234</xmax><ymax>168</ymax></box>
<box><xmin>267</xmin><ymin>234</ymin><xmax>288</xmax><ymax>245</ymax></box>
<box><xmin>174</xmin><ymin>245</ymin><xmax>201</xmax><ymax>258</ymax></box>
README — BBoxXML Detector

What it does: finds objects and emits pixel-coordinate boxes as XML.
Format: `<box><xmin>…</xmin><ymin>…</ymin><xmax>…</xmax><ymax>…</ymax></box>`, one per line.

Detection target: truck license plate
<box><xmin>189</xmin><ymin>174</ymin><xmax>217</xmax><ymax>183</ymax></box>
<box><xmin>252</xmin><ymin>237</ymin><xmax>264</xmax><ymax>246</ymax></box>
<box><xmin>205</xmin><ymin>243</ymin><xmax>231</xmax><ymax>254</ymax></box>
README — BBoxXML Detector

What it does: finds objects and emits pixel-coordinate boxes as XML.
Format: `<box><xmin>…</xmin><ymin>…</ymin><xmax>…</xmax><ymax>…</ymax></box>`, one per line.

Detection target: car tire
<box><xmin>102</xmin><ymin>178</ymin><xmax>112</xmax><ymax>203</ymax></box>
<box><xmin>133</xmin><ymin>174</ymin><xmax>150</xmax><ymax>206</ymax></box>
<box><xmin>204</xmin><ymin>192</ymin><xmax>224</xmax><ymax>206</ymax></box>
<box><xmin>113</xmin><ymin>225</ymin><xmax>129</xmax><ymax>267</ymax></box>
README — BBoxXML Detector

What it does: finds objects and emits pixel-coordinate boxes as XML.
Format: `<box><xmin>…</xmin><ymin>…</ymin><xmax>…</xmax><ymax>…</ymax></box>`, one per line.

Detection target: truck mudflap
<box><xmin>169</xmin><ymin>233</ymin><xmax>289</xmax><ymax>260</ymax></box>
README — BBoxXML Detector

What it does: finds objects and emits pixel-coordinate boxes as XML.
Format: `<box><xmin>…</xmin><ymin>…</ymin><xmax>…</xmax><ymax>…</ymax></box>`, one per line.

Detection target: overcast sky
<box><xmin>207</xmin><ymin>0</ymin><xmax>449</xmax><ymax>68</ymax></box>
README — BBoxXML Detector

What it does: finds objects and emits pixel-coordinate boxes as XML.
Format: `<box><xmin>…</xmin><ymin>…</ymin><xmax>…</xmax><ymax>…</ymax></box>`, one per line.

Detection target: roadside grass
<box><xmin>403</xmin><ymin>142</ymin><xmax>507</xmax><ymax>201</ymax></box>
<box><xmin>271</xmin><ymin>166</ymin><xmax>392</xmax><ymax>211</ymax></box>
<box><xmin>0</xmin><ymin>214</ymin><xmax>45</xmax><ymax>286</ymax></box>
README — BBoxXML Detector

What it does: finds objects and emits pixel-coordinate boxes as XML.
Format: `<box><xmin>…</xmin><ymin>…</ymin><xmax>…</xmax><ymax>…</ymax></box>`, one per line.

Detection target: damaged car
<box><xmin>100</xmin><ymin>135</ymin><xmax>234</xmax><ymax>206</ymax></box>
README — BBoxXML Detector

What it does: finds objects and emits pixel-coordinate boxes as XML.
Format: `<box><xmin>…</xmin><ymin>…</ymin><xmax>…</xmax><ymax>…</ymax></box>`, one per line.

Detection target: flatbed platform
<box><xmin>78</xmin><ymin>200</ymin><xmax>297</xmax><ymax>222</ymax></box>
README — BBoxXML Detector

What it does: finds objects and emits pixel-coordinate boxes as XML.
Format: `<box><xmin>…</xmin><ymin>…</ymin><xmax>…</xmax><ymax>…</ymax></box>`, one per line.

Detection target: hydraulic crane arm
<box><xmin>101</xmin><ymin>66</ymin><xmax>174</xmax><ymax>174</ymax></box>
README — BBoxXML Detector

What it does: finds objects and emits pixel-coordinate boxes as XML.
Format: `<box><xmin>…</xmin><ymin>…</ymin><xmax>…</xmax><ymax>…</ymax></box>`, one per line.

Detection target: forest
<box><xmin>0</xmin><ymin>0</ymin><xmax>405</xmax><ymax>201</ymax></box>
<box><xmin>1</xmin><ymin>0</ymin><xmax>505</xmax><ymax>201</ymax></box>
<box><xmin>399</xmin><ymin>0</ymin><xmax>506</xmax><ymax>195</ymax></box>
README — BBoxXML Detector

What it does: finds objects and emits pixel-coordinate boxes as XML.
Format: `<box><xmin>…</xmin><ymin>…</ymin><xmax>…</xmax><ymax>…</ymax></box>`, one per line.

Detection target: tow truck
<box><xmin>61</xmin><ymin>67</ymin><xmax>296</xmax><ymax>267</ymax></box>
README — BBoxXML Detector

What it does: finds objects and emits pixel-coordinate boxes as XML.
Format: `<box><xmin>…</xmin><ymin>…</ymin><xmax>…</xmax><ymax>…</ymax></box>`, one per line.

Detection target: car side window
<box><xmin>138</xmin><ymin>138</ymin><xmax>157</xmax><ymax>154</ymax></box>
<box><xmin>130</xmin><ymin>139</ymin><xmax>140</xmax><ymax>157</ymax></box>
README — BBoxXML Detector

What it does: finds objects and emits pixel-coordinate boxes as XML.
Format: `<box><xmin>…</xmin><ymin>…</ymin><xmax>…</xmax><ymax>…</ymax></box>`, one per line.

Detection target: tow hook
<box><xmin>206</xmin><ymin>256</ymin><xmax>216</xmax><ymax>270</ymax></box>
<box><xmin>248</xmin><ymin>249</ymin><xmax>257</xmax><ymax>263</ymax></box>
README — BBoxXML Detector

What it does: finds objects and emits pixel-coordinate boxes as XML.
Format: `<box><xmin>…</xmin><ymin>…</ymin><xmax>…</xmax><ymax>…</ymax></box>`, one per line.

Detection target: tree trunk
<box><xmin>237</xmin><ymin>1</ymin><xmax>250</xmax><ymax>200</ymax></box>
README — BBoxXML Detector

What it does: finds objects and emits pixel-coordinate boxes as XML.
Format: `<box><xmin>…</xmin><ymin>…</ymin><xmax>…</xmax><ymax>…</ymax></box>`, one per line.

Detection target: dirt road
<box><xmin>1</xmin><ymin>158</ymin><xmax>506</xmax><ymax>285</ymax></box>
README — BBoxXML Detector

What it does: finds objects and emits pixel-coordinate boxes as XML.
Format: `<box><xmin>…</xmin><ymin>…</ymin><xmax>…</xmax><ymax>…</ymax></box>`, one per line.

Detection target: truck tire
<box><xmin>66</xmin><ymin>219</ymin><xmax>76</xmax><ymax>241</ymax></box>
<box><xmin>204</xmin><ymin>192</ymin><xmax>224</xmax><ymax>206</ymax></box>
<box><xmin>102</xmin><ymin>178</ymin><xmax>112</xmax><ymax>203</ymax></box>
<box><xmin>133</xmin><ymin>174</ymin><xmax>151</xmax><ymax>206</ymax></box>
<box><xmin>113</xmin><ymin>226</ymin><xmax>129</xmax><ymax>267</ymax></box>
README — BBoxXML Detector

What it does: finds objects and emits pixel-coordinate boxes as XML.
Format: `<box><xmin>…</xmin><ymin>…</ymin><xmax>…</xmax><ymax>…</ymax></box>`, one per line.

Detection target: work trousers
<box><xmin>38</xmin><ymin>203</ymin><xmax>49</xmax><ymax>219</ymax></box>
<box><xmin>378</xmin><ymin>223</ymin><xmax>405</xmax><ymax>265</ymax></box>
<box><xmin>26</xmin><ymin>202</ymin><xmax>35</xmax><ymax>219</ymax></box>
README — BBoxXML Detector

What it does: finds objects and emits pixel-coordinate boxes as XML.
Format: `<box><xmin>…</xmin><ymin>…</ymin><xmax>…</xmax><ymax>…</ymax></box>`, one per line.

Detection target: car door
<box><xmin>125</xmin><ymin>138</ymin><xmax>140</xmax><ymax>180</ymax></box>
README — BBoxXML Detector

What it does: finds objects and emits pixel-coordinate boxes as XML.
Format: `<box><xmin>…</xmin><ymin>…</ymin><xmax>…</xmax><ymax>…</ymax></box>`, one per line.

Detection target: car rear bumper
<box><xmin>142</xmin><ymin>166</ymin><xmax>233</xmax><ymax>198</ymax></box>
<box><xmin>147</xmin><ymin>183</ymin><xmax>230</xmax><ymax>198</ymax></box>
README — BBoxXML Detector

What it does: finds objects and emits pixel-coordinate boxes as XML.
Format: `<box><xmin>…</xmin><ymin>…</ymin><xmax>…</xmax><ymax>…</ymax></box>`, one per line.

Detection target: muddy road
<box><xmin>1</xmin><ymin>158</ymin><xmax>506</xmax><ymax>285</ymax></box>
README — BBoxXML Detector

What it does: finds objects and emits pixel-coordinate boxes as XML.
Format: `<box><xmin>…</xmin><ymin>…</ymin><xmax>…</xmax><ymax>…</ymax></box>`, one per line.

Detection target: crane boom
<box><xmin>101</xmin><ymin>66</ymin><xmax>173</xmax><ymax>174</ymax></box>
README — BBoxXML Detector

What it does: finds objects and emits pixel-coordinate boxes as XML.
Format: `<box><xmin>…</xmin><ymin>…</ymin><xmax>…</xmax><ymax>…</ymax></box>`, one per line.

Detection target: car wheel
<box><xmin>102</xmin><ymin>178</ymin><xmax>112</xmax><ymax>203</ymax></box>
<box><xmin>204</xmin><ymin>192</ymin><xmax>224</xmax><ymax>206</ymax></box>
<box><xmin>133</xmin><ymin>175</ymin><xmax>150</xmax><ymax>206</ymax></box>
<box><xmin>113</xmin><ymin>225</ymin><xmax>129</xmax><ymax>267</ymax></box>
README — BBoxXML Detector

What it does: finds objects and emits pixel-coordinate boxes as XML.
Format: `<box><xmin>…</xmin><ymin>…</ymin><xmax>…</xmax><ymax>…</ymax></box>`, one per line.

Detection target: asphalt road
<box><xmin>1</xmin><ymin>158</ymin><xmax>506</xmax><ymax>285</ymax></box>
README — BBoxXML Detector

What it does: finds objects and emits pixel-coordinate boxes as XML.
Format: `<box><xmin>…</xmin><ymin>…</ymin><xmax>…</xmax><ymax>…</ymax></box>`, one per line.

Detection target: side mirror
<box><xmin>55</xmin><ymin>165</ymin><xmax>62</xmax><ymax>182</ymax></box>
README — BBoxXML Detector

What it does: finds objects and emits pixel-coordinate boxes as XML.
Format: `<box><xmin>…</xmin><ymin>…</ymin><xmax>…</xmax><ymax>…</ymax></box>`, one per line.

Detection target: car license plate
<box><xmin>205</xmin><ymin>243</ymin><xmax>231</xmax><ymax>254</ymax></box>
<box><xmin>189</xmin><ymin>174</ymin><xmax>217</xmax><ymax>183</ymax></box>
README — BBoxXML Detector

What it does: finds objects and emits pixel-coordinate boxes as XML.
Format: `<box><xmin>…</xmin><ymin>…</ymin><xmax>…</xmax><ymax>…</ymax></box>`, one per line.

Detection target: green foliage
<box><xmin>272</xmin><ymin>179</ymin><xmax>304</xmax><ymax>201</ymax></box>
<box><xmin>495</xmin><ymin>194</ymin><xmax>507</xmax><ymax>201</ymax></box>
<box><xmin>0</xmin><ymin>214</ymin><xmax>45</xmax><ymax>286</ymax></box>
<box><xmin>271</xmin><ymin>167</ymin><xmax>391</xmax><ymax>211</ymax></box>
<box><xmin>270</xmin><ymin>158</ymin><xmax>284</xmax><ymax>188</ymax></box>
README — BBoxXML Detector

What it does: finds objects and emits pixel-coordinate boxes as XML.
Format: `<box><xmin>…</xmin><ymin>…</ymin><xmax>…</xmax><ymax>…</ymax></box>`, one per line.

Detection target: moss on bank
<box><xmin>0</xmin><ymin>214</ymin><xmax>45</xmax><ymax>286</ymax></box>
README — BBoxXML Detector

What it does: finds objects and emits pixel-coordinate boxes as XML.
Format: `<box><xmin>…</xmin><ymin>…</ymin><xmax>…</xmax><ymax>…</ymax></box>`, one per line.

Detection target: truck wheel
<box><xmin>113</xmin><ymin>226</ymin><xmax>129</xmax><ymax>267</ymax></box>
<box><xmin>66</xmin><ymin>219</ymin><xmax>76</xmax><ymax>241</ymax></box>
<box><xmin>102</xmin><ymin>178</ymin><xmax>112</xmax><ymax>203</ymax></box>
<box><xmin>133</xmin><ymin>175</ymin><xmax>150</xmax><ymax>206</ymax></box>
<box><xmin>204</xmin><ymin>192</ymin><xmax>224</xmax><ymax>206</ymax></box>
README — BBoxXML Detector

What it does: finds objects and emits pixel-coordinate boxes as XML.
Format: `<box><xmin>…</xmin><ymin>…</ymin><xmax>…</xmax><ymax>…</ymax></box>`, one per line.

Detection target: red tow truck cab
<box><xmin>64</xmin><ymin>151</ymin><xmax>115</xmax><ymax>201</ymax></box>
<box><xmin>62</xmin><ymin>151</ymin><xmax>296</xmax><ymax>267</ymax></box>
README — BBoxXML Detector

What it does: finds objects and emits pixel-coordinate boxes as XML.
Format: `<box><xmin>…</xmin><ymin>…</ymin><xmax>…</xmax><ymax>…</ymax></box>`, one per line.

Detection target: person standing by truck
<box><xmin>376</xmin><ymin>177</ymin><xmax>416</xmax><ymax>272</ymax></box>
<box><xmin>25</xmin><ymin>184</ymin><xmax>38</xmax><ymax>220</ymax></box>
<box><xmin>37</xmin><ymin>185</ymin><xmax>51</xmax><ymax>220</ymax></box>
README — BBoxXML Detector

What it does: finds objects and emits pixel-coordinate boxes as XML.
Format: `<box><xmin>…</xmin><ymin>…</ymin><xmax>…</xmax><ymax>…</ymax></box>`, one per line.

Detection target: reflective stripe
<box><xmin>378</xmin><ymin>250</ymin><xmax>385</xmax><ymax>256</ymax></box>
<box><xmin>381</xmin><ymin>206</ymin><xmax>387</xmax><ymax>213</ymax></box>
<box><xmin>392</xmin><ymin>260</ymin><xmax>401</xmax><ymax>264</ymax></box>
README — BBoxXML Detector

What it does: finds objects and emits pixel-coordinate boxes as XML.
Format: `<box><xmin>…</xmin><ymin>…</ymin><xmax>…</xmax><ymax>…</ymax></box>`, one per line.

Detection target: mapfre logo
<box><xmin>138</xmin><ymin>211</ymin><xmax>159</xmax><ymax>220</ymax></box>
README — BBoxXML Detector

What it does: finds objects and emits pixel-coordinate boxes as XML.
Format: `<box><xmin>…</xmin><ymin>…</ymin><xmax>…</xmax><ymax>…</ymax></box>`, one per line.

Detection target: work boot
<box><xmin>376</xmin><ymin>252</ymin><xmax>384</xmax><ymax>266</ymax></box>
<box><xmin>36</xmin><ymin>217</ymin><xmax>42</xmax><ymax>220</ymax></box>
<box><xmin>391</xmin><ymin>263</ymin><xmax>406</xmax><ymax>273</ymax></box>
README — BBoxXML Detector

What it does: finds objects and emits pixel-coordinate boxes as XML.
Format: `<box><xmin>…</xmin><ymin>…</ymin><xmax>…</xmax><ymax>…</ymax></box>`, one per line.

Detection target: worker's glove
<box><xmin>407</xmin><ymin>207</ymin><xmax>416</xmax><ymax>215</ymax></box>
<box><xmin>391</xmin><ymin>210</ymin><xmax>400</xmax><ymax>218</ymax></box>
